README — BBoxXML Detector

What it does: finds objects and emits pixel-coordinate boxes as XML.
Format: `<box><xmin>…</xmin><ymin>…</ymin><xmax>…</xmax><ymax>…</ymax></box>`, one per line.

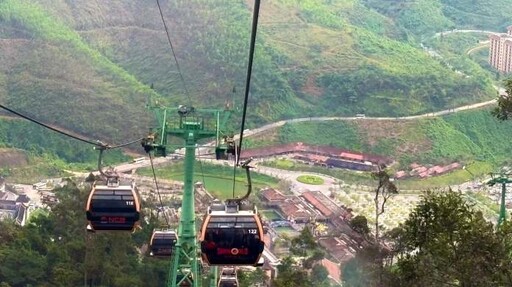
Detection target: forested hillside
<box><xmin>363</xmin><ymin>0</ymin><xmax>512</xmax><ymax>35</ymax></box>
<box><xmin>0</xmin><ymin>181</ymin><xmax>169</xmax><ymax>286</ymax></box>
<box><xmin>0</xmin><ymin>0</ymin><xmax>509</xmax><ymax>166</ymax></box>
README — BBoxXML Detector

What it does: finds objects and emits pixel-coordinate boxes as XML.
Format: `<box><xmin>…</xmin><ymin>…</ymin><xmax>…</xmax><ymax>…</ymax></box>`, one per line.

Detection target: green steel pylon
<box><xmin>143</xmin><ymin>104</ymin><xmax>232</xmax><ymax>287</ymax></box>
<box><xmin>487</xmin><ymin>175</ymin><xmax>512</xmax><ymax>226</ymax></box>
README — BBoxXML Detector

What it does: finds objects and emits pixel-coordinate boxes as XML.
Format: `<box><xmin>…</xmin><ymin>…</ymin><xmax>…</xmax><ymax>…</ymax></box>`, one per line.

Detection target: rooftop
<box><xmin>321</xmin><ymin>258</ymin><xmax>342</xmax><ymax>286</ymax></box>
<box><xmin>260</xmin><ymin>187</ymin><xmax>286</xmax><ymax>202</ymax></box>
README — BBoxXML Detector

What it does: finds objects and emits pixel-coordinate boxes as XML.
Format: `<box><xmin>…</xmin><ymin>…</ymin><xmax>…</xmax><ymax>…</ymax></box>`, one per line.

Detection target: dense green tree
<box><xmin>344</xmin><ymin>191</ymin><xmax>512</xmax><ymax>287</ymax></box>
<box><xmin>290</xmin><ymin>226</ymin><xmax>317</xmax><ymax>256</ymax></box>
<box><xmin>273</xmin><ymin>257</ymin><xmax>312</xmax><ymax>287</ymax></box>
<box><xmin>492</xmin><ymin>77</ymin><xmax>512</xmax><ymax>120</ymax></box>
<box><xmin>238</xmin><ymin>268</ymin><xmax>269</xmax><ymax>287</ymax></box>
<box><xmin>349</xmin><ymin>215</ymin><xmax>370</xmax><ymax>237</ymax></box>
<box><xmin>0</xmin><ymin>247</ymin><xmax>47</xmax><ymax>286</ymax></box>
<box><xmin>0</xmin><ymin>180</ymin><xmax>167</xmax><ymax>286</ymax></box>
<box><xmin>391</xmin><ymin>191</ymin><xmax>512</xmax><ymax>287</ymax></box>
<box><xmin>342</xmin><ymin>242</ymin><xmax>395</xmax><ymax>287</ymax></box>
<box><xmin>343</xmin><ymin>258</ymin><xmax>371</xmax><ymax>287</ymax></box>
<box><xmin>311</xmin><ymin>264</ymin><xmax>330</xmax><ymax>286</ymax></box>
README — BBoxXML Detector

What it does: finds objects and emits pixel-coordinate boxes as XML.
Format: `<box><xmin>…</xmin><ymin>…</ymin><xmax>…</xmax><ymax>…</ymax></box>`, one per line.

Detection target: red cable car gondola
<box><xmin>85</xmin><ymin>177</ymin><xmax>141</xmax><ymax>232</ymax></box>
<box><xmin>149</xmin><ymin>229</ymin><xmax>178</xmax><ymax>257</ymax></box>
<box><xmin>200</xmin><ymin>159</ymin><xmax>265</xmax><ymax>266</ymax></box>
<box><xmin>200</xmin><ymin>203</ymin><xmax>265</xmax><ymax>266</ymax></box>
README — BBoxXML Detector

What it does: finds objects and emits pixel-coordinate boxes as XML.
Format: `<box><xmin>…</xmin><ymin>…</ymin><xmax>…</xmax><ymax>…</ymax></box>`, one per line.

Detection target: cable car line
<box><xmin>148</xmin><ymin>151</ymin><xmax>170</xmax><ymax>227</ymax></box>
<box><xmin>198</xmin><ymin>158</ymin><xmax>207</xmax><ymax>191</ymax></box>
<box><xmin>143</xmin><ymin>141</ymin><xmax>178</xmax><ymax>259</ymax></box>
<box><xmin>0</xmin><ymin>103</ymin><xmax>144</xmax><ymax>150</ymax></box>
<box><xmin>155</xmin><ymin>0</ymin><xmax>192</xmax><ymax>105</ymax></box>
<box><xmin>0</xmin><ymin>103</ymin><xmax>103</xmax><ymax>147</ymax></box>
<box><xmin>103</xmin><ymin>137</ymin><xmax>147</xmax><ymax>149</ymax></box>
<box><xmin>230</xmin><ymin>141</ymin><xmax>241</xmax><ymax>198</ymax></box>
<box><xmin>229</xmin><ymin>0</ymin><xmax>261</xmax><ymax>199</ymax></box>
<box><xmin>236</xmin><ymin>0</ymin><xmax>261</xmax><ymax>167</ymax></box>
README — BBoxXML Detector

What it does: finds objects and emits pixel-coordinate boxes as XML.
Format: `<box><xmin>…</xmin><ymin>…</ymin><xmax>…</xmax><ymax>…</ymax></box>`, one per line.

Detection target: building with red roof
<box><xmin>259</xmin><ymin>187</ymin><xmax>287</xmax><ymax>207</ymax></box>
<box><xmin>302</xmin><ymin>191</ymin><xmax>333</xmax><ymax>218</ymax></box>
<box><xmin>277</xmin><ymin>201</ymin><xmax>313</xmax><ymax>223</ymax></box>
<box><xmin>320</xmin><ymin>258</ymin><xmax>343</xmax><ymax>286</ymax></box>
<box><xmin>239</xmin><ymin>142</ymin><xmax>392</xmax><ymax>170</ymax></box>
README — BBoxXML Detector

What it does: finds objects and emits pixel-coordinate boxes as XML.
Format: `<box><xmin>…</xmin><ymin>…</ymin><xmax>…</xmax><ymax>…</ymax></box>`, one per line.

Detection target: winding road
<box><xmin>241</xmin><ymin>97</ymin><xmax>499</xmax><ymax>139</ymax></box>
<box><xmin>433</xmin><ymin>29</ymin><xmax>498</xmax><ymax>38</ymax></box>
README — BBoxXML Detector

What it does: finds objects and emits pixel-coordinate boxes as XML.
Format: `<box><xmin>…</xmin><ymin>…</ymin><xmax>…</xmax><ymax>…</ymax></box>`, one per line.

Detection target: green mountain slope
<box><xmin>0</xmin><ymin>0</ymin><xmax>508</xmax><ymax>164</ymax></box>
<box><xmin>0</xmin><ymin>0</ymin><xmax>157</xmax><ymax>143</ymax></box>
<box><xmin>363</xmin><ymin>0</ymin><xmax>512</xmax><ymax>35</ymax></box>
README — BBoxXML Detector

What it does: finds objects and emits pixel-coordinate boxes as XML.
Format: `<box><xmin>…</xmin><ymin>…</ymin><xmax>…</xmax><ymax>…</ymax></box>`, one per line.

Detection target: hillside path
<box><xmin>241</xmin><ymin>98</ymin><xmax>499</xmax><ymax>138</ymax></box>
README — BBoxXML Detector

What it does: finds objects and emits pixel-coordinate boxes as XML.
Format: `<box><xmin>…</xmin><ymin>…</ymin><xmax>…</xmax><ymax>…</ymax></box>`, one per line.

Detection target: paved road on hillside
<box><xmin>239</xmin><ymin>97</ymin><xmax>499</xmax><ymax>139</ymax></box>
<box><xmin>433</xmin><ymin>29</ymin><xmax>498</xmax><ymax>38</ymax></box>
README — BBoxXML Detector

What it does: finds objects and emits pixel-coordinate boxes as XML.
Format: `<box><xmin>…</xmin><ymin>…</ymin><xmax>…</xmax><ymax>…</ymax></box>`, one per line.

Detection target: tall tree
<box><xmin>371</xmin><ymin>166</ymin><xmax>397</xmax><ymax>286</ymax></box>
<box><xmin>372</xmin><ymin>167</ymin><xmax>398</xmax><ymax>242</ymax></box>
<box><xmin>492</xmin><ymin>77</ymin><xmax>512</xmax><ymax>120</ymax></box>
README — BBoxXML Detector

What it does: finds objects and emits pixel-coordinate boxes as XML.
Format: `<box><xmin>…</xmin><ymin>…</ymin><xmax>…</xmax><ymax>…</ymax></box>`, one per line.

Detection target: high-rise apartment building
<box><xmin>489</xmin><ymin>26</ymin><xmax>512</xmax><ymax>73</ymax></box>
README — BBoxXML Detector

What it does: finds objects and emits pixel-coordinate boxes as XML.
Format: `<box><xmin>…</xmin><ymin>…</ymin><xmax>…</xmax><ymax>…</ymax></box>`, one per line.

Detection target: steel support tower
<box><xmin>487</xmin><ymin>175</ymin><xmax>512</xmax><ymax>226</ymax></box>
<box><xmin>144</xmin><ymin>105</ymin><xmax>232</xmax><ymax>287</ymax></box>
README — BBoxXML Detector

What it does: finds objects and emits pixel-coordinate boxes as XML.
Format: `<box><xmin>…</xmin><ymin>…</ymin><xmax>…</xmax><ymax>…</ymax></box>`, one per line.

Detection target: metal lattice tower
<box><xmin>144</xmin><ymin>105</ymin><xmax>232</xmax><ymax>287</ymax></box>
<box><xmin>487</xmin><ymin>175</ymin><xmax>512</xmax><ymax>226</ymax></box>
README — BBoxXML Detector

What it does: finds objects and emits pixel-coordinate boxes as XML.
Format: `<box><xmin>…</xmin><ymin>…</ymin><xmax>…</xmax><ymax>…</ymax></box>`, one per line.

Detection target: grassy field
<box><xmin>296</xmin><ymin>175</ymin><xmax>325</xmax><ymax>185</ymax></box>
<box><xmin>136</xmin><ymin>161</ymin><xmax>280</xmax><ymax>200</ymax></box>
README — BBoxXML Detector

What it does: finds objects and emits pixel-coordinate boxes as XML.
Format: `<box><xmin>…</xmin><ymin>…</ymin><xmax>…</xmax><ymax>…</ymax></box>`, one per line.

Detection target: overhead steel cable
<box><xmin>236</xmin><ymin>0</ymin><xmax>261</xmax><ymax>166</ymax></box>
<box><xmin>155</xmin><ymin>0</ymin><xmax>192</xmax><ymax>105</ymax></box>
<box><xmin>0</xmin><ymin>103</ymin><xmax>143</xmax><ymax>150</ymax></box>
<box><xmin>231</xmin><ymin>0</ymin><xmax>261</xmax><ymax>198</ymax></box>
<box><xmin>148</xmin><ymin>152</ymin><xmax>170</xmax><ymax>226</ymax></box>
<box><xmin>0</xmin><ymin>103</ymin><xmax>102</xmax><ymax>147</ymax></box>
<box><xmin>106</xmin><ymin>137</ymin><xmax>146</xmax><ymax>149</ymax></box>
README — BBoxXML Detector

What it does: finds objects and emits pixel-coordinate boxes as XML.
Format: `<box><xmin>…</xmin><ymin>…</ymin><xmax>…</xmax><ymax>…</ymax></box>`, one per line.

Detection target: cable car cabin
<box><xmin>200</xmin><ymin>206</ymin><xmax>265</xmax><ymax>266</ymax></box>
<box><xmin>218</xmin><ymin>267</ymin><xmax>238</xmax><ymax>287</ymax></box>
<box><xmin>149</xmin><ymin>230</ymin><xmax>178</xmax><ymax>257</ymax></box>
<box><xmin>85</xmin><ymin>179</ymin><xmax>141</xmax><ymax>232</ymax></box>
<box><xmin>218</xmin><ymin>276</ymin><xmax>238</xmax><ymax>287</ymax></box>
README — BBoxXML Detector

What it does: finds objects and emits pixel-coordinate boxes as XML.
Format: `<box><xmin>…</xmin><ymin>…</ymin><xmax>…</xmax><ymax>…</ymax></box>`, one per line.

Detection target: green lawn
<box><xmin>137</xmin><ymin>161</ymin><xmax>280</xmax><ymax>200</ymax></box>
<box><xmin>296</xmin><ymin>175</ymin><xmax>325</xmax><ymax>185</ymax></box>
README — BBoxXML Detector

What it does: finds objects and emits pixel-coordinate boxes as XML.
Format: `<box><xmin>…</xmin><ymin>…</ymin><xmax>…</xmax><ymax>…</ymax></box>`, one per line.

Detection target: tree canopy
<box><xmin>0</xmin><ymin>180</ymin><xmax>168</xmax><ymax>287</ymax></box>
<box><xmin>344</xmin><ymin>190</ymin><xmax>512</xmax><ymax>287</ymax></box>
